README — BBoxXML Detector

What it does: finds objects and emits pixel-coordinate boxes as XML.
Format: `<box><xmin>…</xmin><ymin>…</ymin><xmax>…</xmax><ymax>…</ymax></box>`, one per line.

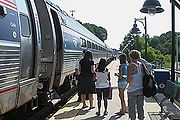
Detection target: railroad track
<box><xmin>3</xmin><ymin>86</ymin><xmax>78</xmax><ymax>120</ymax></box>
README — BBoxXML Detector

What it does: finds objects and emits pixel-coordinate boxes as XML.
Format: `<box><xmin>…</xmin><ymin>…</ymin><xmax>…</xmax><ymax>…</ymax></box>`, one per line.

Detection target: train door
<box><xmin>0</xmin><ymin>0</ymin><xmax>20</xmax><ymax>114</ymax></box>
<box><xmin>16</xmin><ymin>0</ymin><xmax>41</xmax><ymax>107</ymax></box>
<box><xmin>50</xmin><ymin>9</ymin><xmax>64</xmax><ymax>89</ymax></box>
<box><xmin>34</xmin><ymin>0</ymin><xmax>63</xmax><ymax>103</ymax></box>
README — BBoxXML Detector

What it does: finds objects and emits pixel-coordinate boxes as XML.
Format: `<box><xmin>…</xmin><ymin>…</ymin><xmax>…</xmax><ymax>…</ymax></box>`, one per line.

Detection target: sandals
<box><xmin>95</xmin><ymin>112</ymin><xmax>100</xmax><ymax>116</ymax></box>
<box><xmin>82</xmin><ymin>106</ymin><xmax>88</xmax><ymax>109</ymax></box>
<box><xmin>103</xmin><ymin>111</ymin><xmax>108</xmax><ymax>115</ymax></box>
<box><xmin>119</xmin><ymin>108</ymin><xmax>128</xmax><ymax>113</ymax></box>
<box><xmin>116</xmin><ymin>111</ymin><xmax>125</xmax><ymax>115</ymax></box>
<box><xmin>89</xmin><ymin>106</ymin><xmax>95</xmax><ymax>110</ymax></box>
<box><xmin>96</xmin><ymin>111</ymin><xmax>108</xmax><ymax>116</ymax></box>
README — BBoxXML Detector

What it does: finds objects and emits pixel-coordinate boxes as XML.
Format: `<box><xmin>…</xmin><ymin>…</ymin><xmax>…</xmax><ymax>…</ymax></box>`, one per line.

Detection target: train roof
<box><xmin>62</xmin><ymin>13</ymin><xmax>105</xmax><ymax>46</ymax></box>
<box><xmin>46</xmin><ymin>0</ymin><xmax>110</xmax><ymax>49</ymax></box>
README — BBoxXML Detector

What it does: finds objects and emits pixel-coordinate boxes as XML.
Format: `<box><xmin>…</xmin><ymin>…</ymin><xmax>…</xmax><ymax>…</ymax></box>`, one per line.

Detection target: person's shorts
<box><xmin>118</xmin><ymin>80</ymin><xmax>128</xmax><ymax>89</ymax></box>
<box><xmin>96</xmin><ymin>88</ymin><xmax>108</xmax><ymax>100</ymax></box>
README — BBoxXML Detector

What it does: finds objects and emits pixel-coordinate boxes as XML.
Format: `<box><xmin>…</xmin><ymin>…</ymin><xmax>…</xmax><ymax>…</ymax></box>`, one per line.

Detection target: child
<box><xmin>95</xmin><ymin>58</ymin><xmax>110</xmax><ymax>116</ymax></box>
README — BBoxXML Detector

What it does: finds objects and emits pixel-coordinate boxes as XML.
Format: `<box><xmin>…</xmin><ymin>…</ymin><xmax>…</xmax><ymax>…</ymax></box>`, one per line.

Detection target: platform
<box><xmin>49</xmin><ymin>60</ymin><xmax>164</xmax><ymax>120</ymax></box>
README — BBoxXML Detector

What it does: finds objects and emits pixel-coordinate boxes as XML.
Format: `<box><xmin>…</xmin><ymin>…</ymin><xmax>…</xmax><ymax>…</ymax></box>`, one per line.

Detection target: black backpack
<box><xmin>142</xmin><ymin>64</ymin><xmax>157</xmax><ymax>98</ymax></box>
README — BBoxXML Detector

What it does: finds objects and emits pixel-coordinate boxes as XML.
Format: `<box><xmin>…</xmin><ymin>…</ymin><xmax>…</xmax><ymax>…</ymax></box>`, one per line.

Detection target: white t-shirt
<box><xmin>75</xmin><ymin>57</ymin><xmax>82</xmax><ymax>70</ymax></box>
<box><xmin>95</xmin><ymin>70</ymin><xmax>109</xmax><ymax>88</ymax></box>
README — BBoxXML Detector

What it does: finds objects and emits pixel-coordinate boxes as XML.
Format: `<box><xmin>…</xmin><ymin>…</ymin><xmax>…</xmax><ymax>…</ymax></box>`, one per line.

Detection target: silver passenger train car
<box><xmin>0</xmin><ymin>0</ymin><xmax>112</xmax><ymax>116</ymax></box>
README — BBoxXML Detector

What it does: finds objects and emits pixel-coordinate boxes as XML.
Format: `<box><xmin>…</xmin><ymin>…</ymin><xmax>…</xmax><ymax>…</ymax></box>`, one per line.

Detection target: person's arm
<box><xmin>75</xmin><ymin>59</ymin><xmax>80</xmax><ymax>75</ymax></box>
<box><xmin>127</xmin><ymin>64</ymin><xmax>133</xmax><ymax>83</ymax></box>
<box><xmin>107</xmin><ymin>72</ymin><xmax>110</xmax><ymax>81</ymax></box>
<box><xmin>75</xmin><ymin>68</ymin><xmax>79</xmax><ymax>75</ymax></box>
<box><xmin>91</xmin><ymin>64</ymin><xmax>95</xmax><ymax>73</ymax></box>
<box><xmin>118</xmin><ymin>64</ymin><xmax>123</xmax><ymax>79</ymax></box>
<box><xmin>91</xmin><ymin>61</ymin><xmax>95</xmax><ymax>73</ymax></box>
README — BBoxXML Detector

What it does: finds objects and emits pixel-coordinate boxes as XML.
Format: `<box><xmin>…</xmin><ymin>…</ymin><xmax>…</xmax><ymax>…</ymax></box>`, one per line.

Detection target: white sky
<box><xmin>53</xmin><ymin>0</ymin><xmax>180</xmax><ymax>49</ymax></box>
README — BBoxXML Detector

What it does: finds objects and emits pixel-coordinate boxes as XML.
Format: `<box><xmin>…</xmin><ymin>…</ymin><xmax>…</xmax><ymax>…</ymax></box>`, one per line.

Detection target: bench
<box><xmin>154</xmin><ymin>80</ymin><xmax>180</xmax><ymax>120</ymax></box>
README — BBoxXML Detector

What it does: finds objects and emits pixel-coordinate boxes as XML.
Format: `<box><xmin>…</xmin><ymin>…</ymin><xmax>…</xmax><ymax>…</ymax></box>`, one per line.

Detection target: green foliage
<box><xmin>121</xmin><ymin>31</ymin><xmax>177</xmax><ymax>68</ymax></box>
<box><xmin>146</xmin><ymin>47</ymin><xmax>157</xmax><ymax>62</ymax></box>
<box><xmin>162</xmin><ymin>54</ymin><xmax>171</xmax><ymax>68</ymax></box>
<box><xmin>76</xmin><ymin>20</ymin><xmax>108</xmax><ymax>42</ymax></box>
<box><xmin>149</xmin><ymin>31</ymin><xmax>172</xmax><ymax>54</ymax></box>
<box><xmin>131</xmin><ymin>36</ymin><xmax>145</xmax><ymax>51</ymax></box>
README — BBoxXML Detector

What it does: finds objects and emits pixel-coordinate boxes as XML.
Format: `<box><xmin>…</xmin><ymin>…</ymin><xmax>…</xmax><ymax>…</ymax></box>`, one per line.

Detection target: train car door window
<box><xmin>19</xmin><ymin>13</ymin><xmax>33</xmax><ymax>79</ymax></box>
<box><xmin>0</xmin><ymin>5</ymin><xmax>7</xmax><ymax>17</ymax></box>
<box><xmin>20</xmin><ymin>14</ymin><xmax>30</xmax><ymax>37</ymax></box>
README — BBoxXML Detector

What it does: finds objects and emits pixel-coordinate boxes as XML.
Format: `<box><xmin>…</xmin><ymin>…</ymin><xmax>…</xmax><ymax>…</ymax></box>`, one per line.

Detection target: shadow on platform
<box><xmin>63</xmin><ymin>101</ymin><xmax>80</xmax><ymax>108</ymax></box>
<box><xmin>53</xmin><ymin>108</ymin><xmax>81</xmax><ymax>119</ymax></box>
<box><xmin>81</xmin><ymin>116</ymin><xmax>105</xmax><ymax>120</ymax></box>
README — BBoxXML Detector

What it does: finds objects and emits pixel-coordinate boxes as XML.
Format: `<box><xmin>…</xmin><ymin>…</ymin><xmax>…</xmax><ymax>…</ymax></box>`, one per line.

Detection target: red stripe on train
<box><xmin>0</xmin><ymin>85</ymin><xmax>18</xmax><ymax>94</ymax></box>
<box><xmin>4</xmin><ymin>0</ymin><xmax>16</xmax><ymax>6</ymax></box>
<box><xmin>0</xmin><ymin>0</ymin><xmax>17</xmax><ymax>10</ymax></box>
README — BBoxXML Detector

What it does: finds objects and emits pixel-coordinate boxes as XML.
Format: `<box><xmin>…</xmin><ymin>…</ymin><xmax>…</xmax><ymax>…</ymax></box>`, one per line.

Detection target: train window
<box><xmin>99</xmin><ymin>46</ymin><xmax>101</xmax><ymax>51</ymax></box>
<box><xmin>95</xmin><ymin>44</ymin><xmax>98</xmax><ymax>50</ymax></box>
<box><xmin>87</xmin><ymin>41</ymin><xmax>91</xmax><ymax>48</ymax></box>
<box><xmin>81</xmin><ymin>38</ymin><xmax>86</xmax><ymax>47</ymax></box>
<box><xmin>92</xmin><ymin>43</ymin><xmax>95</xmax><ymax>49</ymax></box>
<box><xmin>20</xmin><ymin>14</ymin><xmax>31</xmax><ymax>37</ymax></box>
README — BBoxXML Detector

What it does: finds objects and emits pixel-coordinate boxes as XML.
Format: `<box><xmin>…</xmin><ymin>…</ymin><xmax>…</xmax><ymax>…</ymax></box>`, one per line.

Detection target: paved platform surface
<box><xmin>49</xmin><ymin>60</ymin><xmax>166</xmax><ymax>120</ymax></box>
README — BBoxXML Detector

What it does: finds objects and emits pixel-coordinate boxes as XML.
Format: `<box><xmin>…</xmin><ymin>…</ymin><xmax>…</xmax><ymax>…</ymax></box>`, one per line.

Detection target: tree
<box><xmin>131</xmin><ymin>36</ymin><xmax>145</xmax><ymax>51</ymax></box>
<box><xmin>77</xmin><ymin>20</ymin><xmax>108</xmax><ymax>42</ymax></box>
<box><xmin>162</xmin><ymin>54</ymin><xmax>171</xmax><ymax>68</ymax></box>
<box><xmin>120</xmin><ymin>31</ymin><xmax>174</xmax><ymax>68</ymax></box>
<box><xmin>149</xmin><ymin>31</ymin><xmax>172</xmax><ymax>54</ymax></box>
<box><xmin>96</xmin><ymin>26</ymin><xmax>107</xmax><ymax>41</ymax></box>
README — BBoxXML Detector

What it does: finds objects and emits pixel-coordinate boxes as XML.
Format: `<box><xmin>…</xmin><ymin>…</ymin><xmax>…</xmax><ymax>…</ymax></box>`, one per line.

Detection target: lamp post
<box><xmin>176</xmin><ymin>34</ymin><xmax>180</xmax><ymax>82</ymax></box>
<box><xmin>170</xmin><ymin>0</ymin><xmax>180</xmax><ymax>84</ymax></box>
<box><xmin>140</xmin><ymin>0</ymin><xmax>164</xmax><ymax>58</ymax></box>
<box><xmin>131</xmin><ymin>17</ymin><xmax>147</xmax><ymax>58</ymax></box>
<box><xmin>140</xmin><ymin>0</ymin><xmax>180</xmax><ymax>85</ymax></box>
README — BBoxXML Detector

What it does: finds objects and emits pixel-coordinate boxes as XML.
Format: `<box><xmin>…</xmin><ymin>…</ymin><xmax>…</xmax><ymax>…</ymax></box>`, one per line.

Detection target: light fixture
<box><xmin>130</xmin><ymin>23</ymin><xmax>141</xmax><ymax>34</ymax></box>
<box><xmin>140</xmin><ymin>0</ymin><xmax>164</xmax><ymax>16</ymax></box>
<box><xmin>131</xmin><ymin>17</ymin><xmax>148</xmax><ymax>58</ymax></box>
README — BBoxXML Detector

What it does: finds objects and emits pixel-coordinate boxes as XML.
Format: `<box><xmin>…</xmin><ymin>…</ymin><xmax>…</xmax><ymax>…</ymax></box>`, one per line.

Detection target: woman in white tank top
<box><xmin>127</xmin><ymin>50</ymin><xmax>145</xmax><ymax>120</ymax></box>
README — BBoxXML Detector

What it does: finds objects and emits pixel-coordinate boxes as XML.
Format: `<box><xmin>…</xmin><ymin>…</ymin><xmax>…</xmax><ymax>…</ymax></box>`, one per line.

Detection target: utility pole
<box><xmin>69</xmin><ymin>10</ymin><xmax>75</xmax><ymax>18</ymax></box>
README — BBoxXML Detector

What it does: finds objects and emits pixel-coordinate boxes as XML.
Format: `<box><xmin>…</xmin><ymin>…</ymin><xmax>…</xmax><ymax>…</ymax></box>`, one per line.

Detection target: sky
<box><xmin>53</xmin><ymin>0</ymin><xmax>180</xmax><ymax>49</ymax></box>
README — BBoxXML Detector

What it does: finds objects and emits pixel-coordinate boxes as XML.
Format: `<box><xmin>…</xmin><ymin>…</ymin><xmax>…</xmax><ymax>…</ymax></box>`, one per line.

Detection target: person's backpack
<box><xmin>142</xmin><ymin>64</ymin><xmax>157</xmax><ymax>98</ymax></box>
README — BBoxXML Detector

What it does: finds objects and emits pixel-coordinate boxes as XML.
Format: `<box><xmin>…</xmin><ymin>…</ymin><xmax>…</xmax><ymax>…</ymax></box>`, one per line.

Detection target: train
<box><xmin>0</xmin><ymin>0</ymin><xmax>113</xmax><ymax>116</ymax></box>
